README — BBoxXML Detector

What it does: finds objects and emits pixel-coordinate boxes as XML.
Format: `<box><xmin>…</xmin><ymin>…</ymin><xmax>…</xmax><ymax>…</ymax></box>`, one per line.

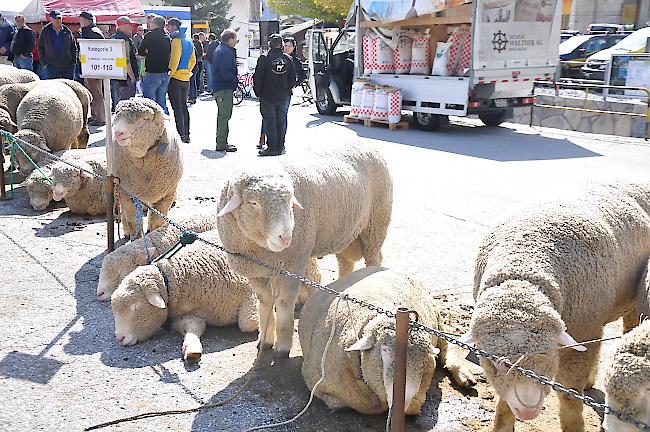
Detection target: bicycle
<box><xmin>233</xmin><ymin>73</ymin><xmax>255</xmax><ymax>106</ymax></box>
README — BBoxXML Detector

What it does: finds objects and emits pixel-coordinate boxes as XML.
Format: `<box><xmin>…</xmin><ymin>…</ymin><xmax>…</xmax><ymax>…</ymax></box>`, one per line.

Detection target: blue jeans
<box><xmin>189</xmin><ymin>74</ymin><xmax>197</xmax><ymax>101</ymax></box>
<box><xmin>13</xmin><ymin>55</ymin><xmax>33</xmax><ymax>71</ymax></box>
<box><xmin>45</xmin><ymin>64</ymin><xmax>75</xmax><ymax>79</ymax></box>
<box><xmin>203</xmin><ymin>61</ymin><xmax>212</xmax><ymax>92</ymax></box>
<box><xmin>196</xmin><ymin>63</ymin><xmax>204</xmax><ymax>93</ymax></box>
<box><xmin>143</xmin><ymin>72</ymin><xmax>170</xmax><ymax>115</ymax></box>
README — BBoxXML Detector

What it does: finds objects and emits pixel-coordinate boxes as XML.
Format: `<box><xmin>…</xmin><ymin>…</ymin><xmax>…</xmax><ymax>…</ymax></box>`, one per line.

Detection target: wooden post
<box><xmin>391</xmin><ymin>307</ymin><xmax>409</xmax><ymax>432</ymax></box>
<box><xmin>104</xmin><ymin>78</ymin><xmax>115</xmax><ymax>252</ymax></box>
<box><xmin>0</xmin><ymin>145</ymin><xmax>6</xmax><ymax>200</ymax></box>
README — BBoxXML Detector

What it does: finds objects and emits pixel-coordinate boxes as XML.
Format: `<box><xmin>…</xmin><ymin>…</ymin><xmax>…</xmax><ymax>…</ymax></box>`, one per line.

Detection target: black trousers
<box><xmin>168</xmin><ymin>77</ymin><xmax>190</xmax><ymax>139</ymax></box>
<box><xmin>260</xmin><ymin>98</ymin><xmax>287</xmax><ymax>154</ymax></box>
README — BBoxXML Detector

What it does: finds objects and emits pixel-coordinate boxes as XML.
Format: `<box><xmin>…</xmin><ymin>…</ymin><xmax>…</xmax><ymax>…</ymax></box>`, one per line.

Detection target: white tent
<box><xmin>0</xmin><ymin>0</ymin><xmax>46</xmax><ymax>23</ymax></box>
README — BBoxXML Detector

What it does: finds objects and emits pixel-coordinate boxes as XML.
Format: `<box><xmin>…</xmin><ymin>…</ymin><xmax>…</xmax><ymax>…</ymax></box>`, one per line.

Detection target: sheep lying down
<box><xmin>603</xmin><ymin>319</ymin><xmax>650</xmax><ymax>432</ymax></box>
<box><xmin>299</xmin><ymin>267</ymin><xmax>476</xmax><ymax>415</ymax></box>
<box><xmin>111</xmin><ymin>230</ymin><xmax>258</xmax><ymax>363</ymax></box>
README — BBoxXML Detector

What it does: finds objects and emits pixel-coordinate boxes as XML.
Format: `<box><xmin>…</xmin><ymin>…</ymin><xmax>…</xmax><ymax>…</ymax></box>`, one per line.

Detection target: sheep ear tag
<box><xmin>557</xmin><ymin>330</ymin><xmax>587</xmax><ymax>352</ymax></box>
<box><xmin>217</xmin><ymin>193</ymin><xmax>242</xmax><ymax>217</ymax></box>
<box><xmin>291</xmin><ymin>196</ymin><xmax>303</xmax><ymax>209</ymax></box>
<box><xmin>345</xmin><ymin>334</ymin><xmax>375</xmax><ymax>352</ymax></box>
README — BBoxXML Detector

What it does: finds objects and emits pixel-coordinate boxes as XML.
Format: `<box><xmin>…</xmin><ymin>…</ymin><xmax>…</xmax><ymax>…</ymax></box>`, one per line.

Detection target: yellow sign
<box><xmin>80</xmin><ymin>54</ymin><xmax>86</xmax><ymax>64</ymax></box>
<box><xmin>115</xmin><ymin>57</ymin><xmax>126</xmax><ymax>67</ymax></box>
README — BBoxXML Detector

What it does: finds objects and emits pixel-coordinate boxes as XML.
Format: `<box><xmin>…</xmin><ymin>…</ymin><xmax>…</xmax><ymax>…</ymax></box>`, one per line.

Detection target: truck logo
<box><xmin>492</xmin><ymin>30</ymin><xmax>508</xmax><ymax>53</ymax></box>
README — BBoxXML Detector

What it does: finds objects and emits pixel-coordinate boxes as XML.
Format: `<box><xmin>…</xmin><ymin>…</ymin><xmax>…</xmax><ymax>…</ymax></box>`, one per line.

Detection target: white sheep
<box><xmin>50</xmin><ymin>149</ymin><xmax>107</xmax><ymax>215</ymax></box>
<box><xmin>0</xmin><ymin>66</ymin><xmax>39</xmax><ymax>87</ymax></box>
<box><xmin>602</xmin><ymin>319</ymin><xmax>650</xmax><ymax>432</ymax></box>
<box><xmin>14</xmin><ymin>81</ymin><xmax>83</xmax><ymax>174</ymax></box>
<box><xmin>460</xmin><ymin>181</ymin><xmax>650</xmax><ymax>432</ymax></box>
<box><xmin>217</xmin><ymin>143</ymin><xmax>393</xmax><ymax>355</ymax></box>
<box><xmin>110</xmin><ymin>230</ymin><xmax>259</xmax><ymax>363</ymax></box>
<box><xmin>299</xmin><ymin>267</ymin><xmax>476</xmax><ymax>415</ymax></box>
<box><xmin>110</xmin><ymin>97</ymin><xmax>183</xmax><ymax>238</ymax></box>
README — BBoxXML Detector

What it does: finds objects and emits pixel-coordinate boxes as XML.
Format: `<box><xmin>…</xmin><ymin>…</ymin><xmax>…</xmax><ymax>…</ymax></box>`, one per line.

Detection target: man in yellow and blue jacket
<box><xmin>167</xmin><ymin>18</ymin><xmax>195</xmax><ymax>143</ymax></box>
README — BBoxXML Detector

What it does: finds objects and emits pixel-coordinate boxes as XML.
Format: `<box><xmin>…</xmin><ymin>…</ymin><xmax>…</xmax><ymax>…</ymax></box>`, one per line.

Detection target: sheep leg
<box><xmin>623</xmin><ymin>309</ymin><xmax>639</xmax><ymax>333</ymax></box>
<box><xmin>250</xmin><ymin>278</ymin><xmax>275</xmax><ymax>350</ymax></box>
<box><xmin>172</xmin><ymin>316</ymin><xmax>207</xmax><ymax>363</ymax></box>
<box><xmin>493</xmin><ymin>397</ymin><xmax>515</xmax><ymax>432</ymax></box>
<box><xmin>120</xmin><ymin>197</ymin><xmax>138</xmax><ymax>239</ymax></box>
<box><xmin>556</xmin><ymin>339</ymin><xmax>601</xmax><ymax>432</ymax></box>
<box><xmin>237</xmin><ymin>290</ymin><xmax>259</xmax><ymax>333</ymax></box>
<box><xmin>336</xmin><ymin>238</ymin><xmax>363</xmax><ymax>278</ymax></box>
<box><xmin>274</xmin><ymin>275</ymin><xmax>301</xmax><ymax>355</ymax></box>
<box><xmin>359</xmin><ymin>221</ymin><xmax>387</xmax><ymax>268</ymax></box>
<box><xmin>437</xmin><ymin>338</ymin><xmax>476</xmax><ymax>388</ymax></box>
<box><xmin>148</xmin><ymin>193</ymin><xmax>176</xmax><ymax>233</ymax></box>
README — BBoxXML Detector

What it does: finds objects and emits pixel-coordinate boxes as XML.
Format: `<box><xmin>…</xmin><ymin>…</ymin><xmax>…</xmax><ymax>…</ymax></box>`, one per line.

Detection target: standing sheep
<box><xmin>217</xmin><ymin>143</ymin><xmax>393</xmax><ymax>356</ymax></box>
<box><xmin>110</xmin><ymin>98</ymin><xmax>183</xmax><ymax>238</ymax></box>
<box><xmin>460</xmin><ymin>181</ymin><xmax>650</xmax><ymax>432</ymax></box>
<box><xmin>50</xmin><ymin>150</ymin><xmax>107</xmax><ymax>215</ymax></box>
<box><xmin>299</xmin><ymin>267</ymin><xmax>476</xmax><ymax>415</ymax></box>
<box><xmin>602</xmin><ymin>319</ymin><xmax>650</xmax><ymax>432</ymax></box>
<box><xmin>111</xmin><ymin>230</ymin><xmax>258</xmax><ymax>363</ymax></box>
<box><xmin>0</xmin><ymin>66</ymin><xmax>39</xmax><ymax>87</ymax></box>
<box><xmin>14</xmin><ymin>81</ymin><xmax>83</xmax><ymax>174</ymax></box>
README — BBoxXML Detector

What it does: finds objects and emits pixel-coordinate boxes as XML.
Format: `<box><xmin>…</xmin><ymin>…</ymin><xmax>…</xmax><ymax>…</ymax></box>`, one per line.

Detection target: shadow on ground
<box><xmin>310</xmin><ymin>113</ymin><xmax>602</xmax><ymax>162</ymax></box>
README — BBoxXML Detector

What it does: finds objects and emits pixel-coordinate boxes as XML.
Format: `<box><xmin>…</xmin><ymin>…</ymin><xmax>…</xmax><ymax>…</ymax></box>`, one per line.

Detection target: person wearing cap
<box><xmin>38</xmin><ymin>10</ymin><xmax>77</xmax><ymax>79</ymax></box>
<box><xmin>110</xmin><ymin>16</ymin><xmax>139</xmax><ymax>109</ymax></box>
<box><xmin>78</xmin><ymin>11</ymin><xmax>105</xmax><ymax>126</ymax></box>
<box><xmin>10</xmin><ymin>15</ymin><xmax>35</xmax><ymax>71</ymax></box>
<box><xmin>253</xmin><ymin>33</ymin><xmax>296</xmax><ymax>157</ymax></box>
<box><xmin>0</xmin><ymin>13</ymin><xmax>15</xmax><ymax>65</ymax></box>
<box><xmin>211</xmin><ymin>29</ymin><xmax>238</xmax><ymax>153</ymax></box>
<box><xmin>167</xmin><ymin>17</ymin><xmax>195</xmax><ymax>143</ymax></box>
<box><xmin>138</xmin><ymin>15</ymin><xmax>171</xmax><ymax>114</ymax></box>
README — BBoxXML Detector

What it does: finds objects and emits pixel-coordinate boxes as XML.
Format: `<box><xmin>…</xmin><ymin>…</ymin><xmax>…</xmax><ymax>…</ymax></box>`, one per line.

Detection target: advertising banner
<box><xmin>360</xmin><ymin>0</ymin><xmax>470</xmax><ymax>22</ymax></box>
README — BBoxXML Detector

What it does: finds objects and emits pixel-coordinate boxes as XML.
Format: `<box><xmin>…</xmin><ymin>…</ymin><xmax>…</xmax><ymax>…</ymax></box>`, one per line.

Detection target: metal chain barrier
<box><xmin>3</xmin><ymin>130</ymin><xmax>649</xmax><ymax>431</ymax></box>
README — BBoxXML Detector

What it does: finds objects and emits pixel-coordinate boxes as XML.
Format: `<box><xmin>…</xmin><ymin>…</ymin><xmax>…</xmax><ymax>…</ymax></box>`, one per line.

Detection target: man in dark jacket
<box><xmin>253</xmin><ymin>34</ymin><xmax>296</xmax><ymax>157</ymax></box>
<box><xmin>138</xmin><ymin>15</ymin><xmax>171</xmax><ymax>114</ymax></box>
<box><xmin>204</xmin><ymin>33</ymin><xmax>218</xmax><ymax>92</ymax></box>
<box><xmin>111</xmin><ymin>16</ymin><xmax>138</xmax><ymax>109</ymax></box>
<box><xmin>0</xmin><ymin>13</ymin><xmax>15</xmax><ymax>65</ymax></box>
<box><xmin>38</xmin><ymin>10</ymin><xmax>77</xmax><ymax>79</ymax></box>
<box><xmin>10</xmin><ymin>15</ymin><xmax>35</xmax><ymax>70</ymax></box>
<box><xmin>211</xmin><ymin>29</ymin><xmax>238</xmax><ymax>153</ymax></box>
<box><xmin>78</xmin><ymin>11</ymin><xmax>105</xmax><ymax>125</ymax></box>
<box><xmin>188</xmin><ymin>33</ymin><xmax>203</xmax><ymax>104</ymax></box>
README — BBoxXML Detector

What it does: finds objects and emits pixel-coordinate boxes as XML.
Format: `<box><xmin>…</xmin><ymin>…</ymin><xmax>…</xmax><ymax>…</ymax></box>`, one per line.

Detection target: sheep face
<box><xmin>345</xmin><ymin>316</ymin><xmax>438</xmax><ymax>414</ymax></box>
<box><xmin>461</xmin><ymin>282</ymin><xmax>586</xmax><ymax>421</ymax></box>
<box><xmin>14</xmin><ymin>129</ymin><xmax>45</xmax><ymax>175</ymax></box>
<box><xmin>98</xmin><ymin>246</ymin><xmax>157</xmax><ymax>301</ymax></box>
<box><xmin>218</xmin><ymin>172</ymin><xmax>303</xmax><ymax>253</ymax></box>
<box><xmin>0</xmin><ymin>109</ymin><xmax>17</xmax><ymax>133</ymax></box>
<box><xmin>111</xmin><ymin>265</ymin><xmax>168</xmax><ymax>347</ymax></box>
<box><xmin>112</xmin><ymin>98</ymin><xmax>165</xmax><ymax>158</ymax></box>
<box><xmin>50</xmin><ymin>160</ymin><xmax>93</xmax><ymax>201</ymax></box>
<box><xmin>603</xmin><ymin>385</ymin><xmax>650</xmax><ymax>432</ymax></box>
<box><xmin>26</xmin><ymin>172</ymin><xmax>53</xmax><ymax>211</ymax></box>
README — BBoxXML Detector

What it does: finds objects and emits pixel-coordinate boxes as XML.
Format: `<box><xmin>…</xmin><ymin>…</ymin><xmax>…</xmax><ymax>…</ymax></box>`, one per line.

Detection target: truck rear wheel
<box><xmin>479</xmin><ymin>111</ymin><xmax>507</xmax><ymax>127</ymax></box>
<box><xmin>413</xmin><ymin>113</ymin><xmax>446</xmax><ymax>131</ymax></box>
<box><xmin>316</xmin><ymin>88</ymin><xmax>337</xmax><ymax>115</ymax></box>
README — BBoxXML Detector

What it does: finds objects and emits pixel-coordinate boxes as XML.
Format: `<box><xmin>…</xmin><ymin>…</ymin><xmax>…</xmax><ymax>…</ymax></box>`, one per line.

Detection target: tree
<box><xmin>266</xmin><ymin>0</ymin><xmax>351</xmax><ymax>21</ymax></box>
<box><xmin>163</xmin><ymin>0</ymin><xmax>234</xmax><ymax>37</ymax></box>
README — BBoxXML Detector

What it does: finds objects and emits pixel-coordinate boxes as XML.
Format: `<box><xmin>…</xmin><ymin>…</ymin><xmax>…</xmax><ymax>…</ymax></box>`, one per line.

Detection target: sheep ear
<box><xmin>458</xmin><ymin>331</ymin><xmax>475</xmax><ymax>346</ymax></box>
<box><xmin>345</xmin><ymin>333</ymin><xmax>375</xmax><ymax>352</ymax></box>
<box><xmin>217</xmin><ymin>192</ymin><xmax>242</xmax><ymax>217</ymax></box>
<box><xmin>557</xmin><ymin>330</ymin><xmax>587</xmax><ymax>352</ymax></box>
<box><xmin>291</xmin><ymin>196</ymin><xmax>303</xmax><ymax>210</ymax></box>
<box><xmin>146</xmin><ymin>292</ymin><xmax>166</xmax><ymax>309</ymax></box>
<box><xmin>430</xmin><ymin>345</ymin><xmax>441</xmax><ymax>356</ymax></box>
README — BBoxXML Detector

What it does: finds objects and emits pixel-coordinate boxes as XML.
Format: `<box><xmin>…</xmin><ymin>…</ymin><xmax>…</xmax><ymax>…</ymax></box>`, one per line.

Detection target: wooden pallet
<box><xmin>343</xmin><ymin>114</ymin><xmax>363</xmax><ymax>124</ymax></box>
<box><xmin>363</xmin><ymin>118</ymin><xmax>410</xmax><ymax>131</ymax></box>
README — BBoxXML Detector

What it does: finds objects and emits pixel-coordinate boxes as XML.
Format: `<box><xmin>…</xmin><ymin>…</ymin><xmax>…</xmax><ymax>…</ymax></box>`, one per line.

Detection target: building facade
<box><xmin>563</xmin><ymin>0</ymin><xmax>650</xmax><ymax>31</ymax></box>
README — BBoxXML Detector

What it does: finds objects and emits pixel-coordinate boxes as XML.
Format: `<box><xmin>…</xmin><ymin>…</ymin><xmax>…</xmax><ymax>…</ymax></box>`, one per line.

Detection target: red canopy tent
<box><xmin>41</xmin><ymin>0</ymin><xmax>145</xmax><ymax>24</ymax></box>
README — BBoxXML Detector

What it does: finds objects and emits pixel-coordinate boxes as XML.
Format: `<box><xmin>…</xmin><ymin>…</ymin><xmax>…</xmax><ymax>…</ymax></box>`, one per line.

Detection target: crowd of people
<box><xmin>0</xmin><ymin>11</ymin><xmax>307</xmax><ymax>155</ymax></box>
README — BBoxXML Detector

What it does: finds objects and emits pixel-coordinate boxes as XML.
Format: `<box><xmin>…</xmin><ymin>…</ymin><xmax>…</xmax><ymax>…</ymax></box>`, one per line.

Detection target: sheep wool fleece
<box><xmin>0</xmin><ymin>66</ymin><xmax>39</xmax><ymax>86</ymax></box>
<box><xmin>51</xmin><ymin>150</ymin><xmax>107</xmax><ymax>215</ymax></box>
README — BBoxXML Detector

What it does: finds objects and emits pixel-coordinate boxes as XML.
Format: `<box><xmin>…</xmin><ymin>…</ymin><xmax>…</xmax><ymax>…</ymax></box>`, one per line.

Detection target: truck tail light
<box><xmin>521</xmin><ymin>97</ymin><xmax>536</xmax><ymax>105</ymax></box>
<box><xmin>468</xmin><ymin>101</ymin><xmax>482</xmax><ymax>108</ymax></box>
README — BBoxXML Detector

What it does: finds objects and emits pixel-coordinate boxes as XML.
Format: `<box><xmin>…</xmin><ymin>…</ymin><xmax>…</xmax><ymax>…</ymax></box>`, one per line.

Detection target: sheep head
<box><xmin>26</xmin><ymin>169</ymin><xmax>53</xmax><ymax>211</ymax></box>
<box><xmin>13</xmin><ymin>129</ymin><xmax>46</xmax><ymax>175</ymax></box>
<box><xmin>217</xmin><ymin>169</ymin><xmax>303</xmax><ymax>253</ymax></box>
<box><xmin>345</xmin><ymin>314</ymin><xmax>438</xmax><ymax>414</ymax></box>
<box><xmin>112</xmin><ymin>98</ymin><xmax>165</xmax><ymax>158</ymax></box>
<box><xmin>0</xmin><ymin>108</ymin><xmax>17</xmax><ymax>133</ymax></box>
<box><xmin>111</xmin><ymin>265</ymin><xmax>168</xmax><ymax>347</ymax></box>
<box><xmin>460</xmin><ymin>280</ymin><xmax>586</xmax><ymax>421</ymax></box>
<box><xmin>97</xmin><ymin>245</ymin><xmax>158</xmax><ymax>301</ymax></box>
<box><xmin>50</xmin><ymin>159</ymin><xmax>93</xmax><ymax>201</ymax></box>
<box><xmin>603</xmin><ymin>320</ymin><xmax>650</xmax><ymax>432</ymax></box>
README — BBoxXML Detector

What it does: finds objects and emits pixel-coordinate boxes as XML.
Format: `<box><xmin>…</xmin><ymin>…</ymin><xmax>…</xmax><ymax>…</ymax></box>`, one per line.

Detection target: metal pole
<box><xmin>0</xmin><ymin>144</ymin><xmax>6</xmax><ymax>200</ymax></box>
<box><xmin>103</xmin><ymin>78</ymin><xmax>115</xmax><ymax>252</ymax></box>
<box><xmin>391</xmin><ymin>307</ymin><xmax>409</xmax><ymax>432</ymax></box>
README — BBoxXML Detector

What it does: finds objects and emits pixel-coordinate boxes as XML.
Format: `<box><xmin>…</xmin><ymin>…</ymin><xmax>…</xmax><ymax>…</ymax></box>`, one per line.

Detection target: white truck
<box><xmin>307</xmin><ymin>0</ymin><xmax>562</xmax><ymax>130</ymax></box>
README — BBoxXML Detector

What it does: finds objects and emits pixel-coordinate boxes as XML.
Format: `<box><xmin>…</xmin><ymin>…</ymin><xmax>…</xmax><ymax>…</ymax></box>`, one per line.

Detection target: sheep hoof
<box><xmin>184</xmin><ymin>350</ymin><xmax>202</xmax><ymax>363</ymax></box>
<box><xmin>258</xmin><ymin>341</ymin><xmax>273</xmax><ymax>351</ymax></box>
<box><xmin>273</xmin><ymin>350</ymin><xmax>290</xmax><ymax>360</ymax></box>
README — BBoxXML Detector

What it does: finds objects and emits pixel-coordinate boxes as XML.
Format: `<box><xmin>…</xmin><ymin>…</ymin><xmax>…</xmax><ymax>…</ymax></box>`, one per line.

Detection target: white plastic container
<box><xmin>359</xmin><ymin>85</ymin><xmax>376</xmax><ymax>120</ymax></box>
<box><xmin>371</xmin><ymin>86</ymin><xmax>390</xmax><ymax>121</ymax></box>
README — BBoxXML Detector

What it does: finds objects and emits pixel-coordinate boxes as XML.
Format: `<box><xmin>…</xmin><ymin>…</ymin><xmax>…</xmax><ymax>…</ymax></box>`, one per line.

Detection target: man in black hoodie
<box><xmin>253</xmin><ymin>34</ymin><xmax>296</xmax><ymax>157</ymax></box>
<box><xmin>10</xmin><ymin>15</ymin><xmax>34</xmax><ymax>70</ymax></box>
<box><xmin>38</xmin><ymin>10</ymin><xmax>77</xmax><ymax>79</ymax></box>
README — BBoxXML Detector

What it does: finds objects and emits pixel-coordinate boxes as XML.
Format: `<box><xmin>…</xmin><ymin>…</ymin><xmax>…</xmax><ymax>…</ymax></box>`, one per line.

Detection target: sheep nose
<box><xmin>116</xmin><ymin>335</ymin><xmax>125</xmax><ymax>344</ymax></box>
<box><xmin>278</xmin><ymin>234</ymin><xmax>292</xmax><ymax>248</ymax></box>
<box><xmin>114</xmin><ymin>131</ymin><xmax>127</xmax><ymax>140</ymax></box>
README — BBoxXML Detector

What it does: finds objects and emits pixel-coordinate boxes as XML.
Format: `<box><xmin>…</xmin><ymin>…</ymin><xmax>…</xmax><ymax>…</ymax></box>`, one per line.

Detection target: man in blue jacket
<box><xmin>210</xmin><ymin>28</ymin><xmax>238</xmax><ymax>153</ymax></box>
<box><xmin>37</xmin><ymin>10</ymin><xmax>77</xmax><ymax>79</ymax></box>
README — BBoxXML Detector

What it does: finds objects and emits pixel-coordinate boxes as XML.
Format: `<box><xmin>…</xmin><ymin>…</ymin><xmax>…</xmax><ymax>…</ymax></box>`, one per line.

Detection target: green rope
<box><xmin>152</xmin><ymin>230</ymin><xmax>199</xmax><ymax>263</ymax></box>
<box><xmin>0</xmin><ymin>131</ymin><xmax>54</xmax><ymax>190</ymax></box>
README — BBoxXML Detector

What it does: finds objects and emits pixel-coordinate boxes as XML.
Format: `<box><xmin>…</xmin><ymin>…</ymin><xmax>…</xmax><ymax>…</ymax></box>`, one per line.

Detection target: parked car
<box><xmin>560</xmin><ymin>33</ymin><xmax>627</xmax><ymax>77</ymax></box>
<box><xmin>561</xmin><ymin>30</ymin><xmax>580</xmax><ymax>43</ymax></box>
<box><xmin>587</xmin><ymin>23</ymin><xmax>626</xmax><ymax>34</ymax></box>
<box><xmin>582</xmin><ymin>27</ymin><xmax>650</xmax><ymax>80</ymax></box>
